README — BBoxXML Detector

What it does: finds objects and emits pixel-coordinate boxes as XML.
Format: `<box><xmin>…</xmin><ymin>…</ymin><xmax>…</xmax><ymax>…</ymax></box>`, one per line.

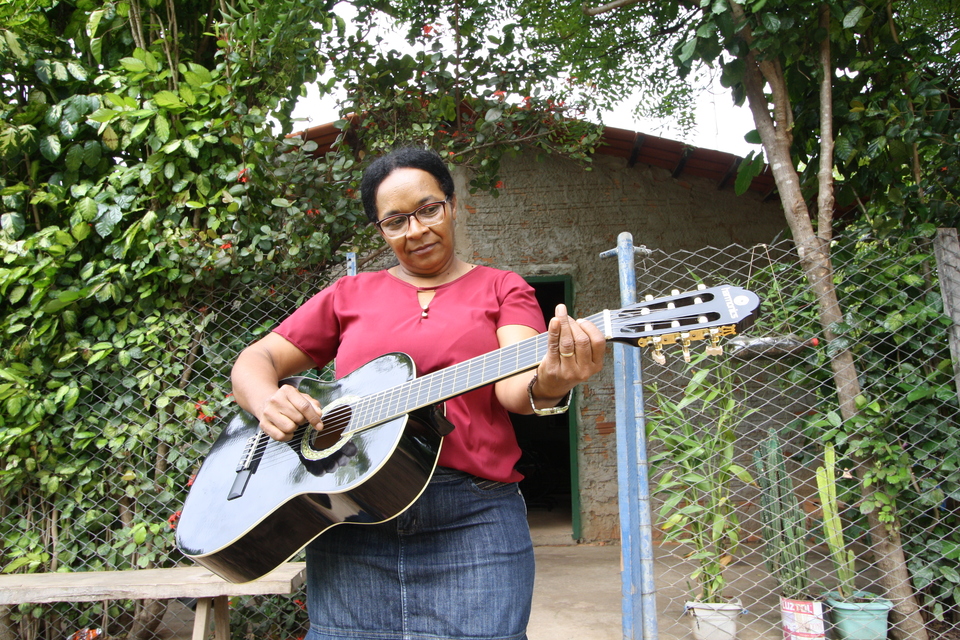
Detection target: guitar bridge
<box><xmin>236</xmin><ymin>433</ymin><xmax>261</xmax><ymax>472</ymax></box>
<box><xmin>229</xmin><ymin>432</ymin><xmax>266</xmax><ymax>500</ymax></box>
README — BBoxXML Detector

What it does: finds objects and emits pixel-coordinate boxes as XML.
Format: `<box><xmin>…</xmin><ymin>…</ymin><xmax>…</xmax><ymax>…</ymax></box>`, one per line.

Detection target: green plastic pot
<box><xmin>825</xmin><ymin>591</ymin><xmax>892</xmax><ymax>640</ymax></box>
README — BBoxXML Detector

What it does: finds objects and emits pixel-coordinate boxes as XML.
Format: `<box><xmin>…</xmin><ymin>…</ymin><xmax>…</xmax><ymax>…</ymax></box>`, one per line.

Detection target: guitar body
<box><xmin>176</xmin><ymin>353</ymin><xmax>447</xmax><ymax>583</ymax></box>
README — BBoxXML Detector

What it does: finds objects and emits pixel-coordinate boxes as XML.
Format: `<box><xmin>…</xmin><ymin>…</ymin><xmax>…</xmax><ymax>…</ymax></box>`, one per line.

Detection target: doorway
<box><xmin>512</xmin><ymin>276</ymin><xmax>581</xmax><ymax>541</ymax></box>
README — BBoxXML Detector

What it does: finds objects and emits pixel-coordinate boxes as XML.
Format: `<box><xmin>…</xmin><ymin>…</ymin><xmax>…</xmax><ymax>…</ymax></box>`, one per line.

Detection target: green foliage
<box><xmin>511</xmin><ymin>0</ymin><xmax>960</xmax><ymax>227</ymax></box>
<box><xmin>647</xmin><ymin>354</ymin><xmax>756</xmax><ymax>603</ymax></box>
<box><xmin>787</xmin><ymin>227</ymin><xmax>960</xmax><ymax>618</ymax></box>
<box><xmin>330</xmin><ymin>5</ymin><xmax>602</xmax><ymax>196</ymax></box>
<box><xmin>0</xmin><ymin>0</ymin><xmax>369</xmax><ymax>635</ymax></box>
<box><xmin>0</xmin><ymin>0</ymin><xmax>602</xmax><ymax>636</ymax></box>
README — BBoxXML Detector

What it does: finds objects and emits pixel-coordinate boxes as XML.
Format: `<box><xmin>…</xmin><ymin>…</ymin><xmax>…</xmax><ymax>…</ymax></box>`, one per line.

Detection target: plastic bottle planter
<box><xmin>825</xmin><ymin>592</ymin><xmax>893</xmax><ymax>640</ymax></box>
<box><xmin>780</xmin><ymin>597</ymin><xmax>827</xmax><ymax>640</ymax></box>
<box><xmin>685</xmin><ymin>600</ymin><xmax>744</xmax><ymax>640</ymax></box>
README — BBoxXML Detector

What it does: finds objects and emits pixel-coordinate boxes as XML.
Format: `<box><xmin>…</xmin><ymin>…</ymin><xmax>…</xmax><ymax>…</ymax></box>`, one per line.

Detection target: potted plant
<box><xmin>816</xmin><ymin>442</ymin><xmax>893</xmax><ymax>640</ymax></box>
<box><xmin>647</xmin><ymin>355</ymin><xmax>754</xmax><ymax>640</ymax></box>
<box><xmin>753</xmin><ymin>432</ymin><xmax>826</xmax><ymax>640</ymax></box>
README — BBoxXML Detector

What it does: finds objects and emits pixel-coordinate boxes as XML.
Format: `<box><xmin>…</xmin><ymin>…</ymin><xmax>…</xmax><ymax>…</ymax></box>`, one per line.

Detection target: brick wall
<box><xmin>451</xmin><ymin>151</ymin><xmax>788</xmax><ymax>542</ymax></box>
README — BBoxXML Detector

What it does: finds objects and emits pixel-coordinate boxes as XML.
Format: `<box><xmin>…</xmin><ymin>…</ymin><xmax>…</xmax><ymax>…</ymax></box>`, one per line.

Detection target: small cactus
<box><xmin>816</xmin><ymin>442</ymin><xmax>857</xmax><ymax>600</ymax></box>
<box><xmin>754</xmin><ymin>431</ymin><xmax>811</xmax><ymax>599</ymax></box>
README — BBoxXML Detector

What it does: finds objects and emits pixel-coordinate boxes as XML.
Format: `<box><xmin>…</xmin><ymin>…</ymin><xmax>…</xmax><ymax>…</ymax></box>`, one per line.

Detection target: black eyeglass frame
<box><xmin>374</xmin><ymin>199</ymin><xmax>450</xmax><ymax>237</ymax></box>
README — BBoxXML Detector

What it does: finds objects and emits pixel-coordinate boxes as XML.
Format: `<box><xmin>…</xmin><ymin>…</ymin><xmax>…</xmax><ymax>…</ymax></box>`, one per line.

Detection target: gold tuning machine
<box><xmin>680</xmin><ymin>332</ymin><xmax>692</xmax><ymax>363</ymax></box>
<box><xmin>705</xmin><ymin>327</ymin><xmax>723</xmax><ymax>356</ymax></box>
<box><xmin>651</xmin><ymin>336</ymin><xmax>666</xmax><ymax>365</ymax></box>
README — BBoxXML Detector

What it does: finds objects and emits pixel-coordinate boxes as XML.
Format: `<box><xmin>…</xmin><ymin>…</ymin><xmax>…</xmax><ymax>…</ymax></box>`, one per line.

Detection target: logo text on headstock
<box><xmin>721</xmin><ymin>286</ymin><xmax>740</xmax><ymax>320</ymax></box>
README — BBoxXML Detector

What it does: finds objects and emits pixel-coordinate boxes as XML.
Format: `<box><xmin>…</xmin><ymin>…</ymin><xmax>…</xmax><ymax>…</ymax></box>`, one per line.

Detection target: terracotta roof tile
<box><xmin>292</xmin><ymin>121</ymin><xmax>776</xmax><ymax>197</ymax></box>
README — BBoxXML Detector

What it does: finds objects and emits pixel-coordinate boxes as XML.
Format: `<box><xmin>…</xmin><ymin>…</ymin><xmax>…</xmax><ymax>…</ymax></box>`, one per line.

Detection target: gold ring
<box><xmin>559</xmin><ymin>352</ymin><xmax>575</xmax><ymax>358</ymax></box>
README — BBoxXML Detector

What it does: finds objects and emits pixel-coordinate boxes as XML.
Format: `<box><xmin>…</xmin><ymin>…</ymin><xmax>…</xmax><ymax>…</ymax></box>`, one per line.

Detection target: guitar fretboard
<box><xmin>346</xmin><ymin>311</ymin><xmax>607</xmax><ymax>433</ymax></box>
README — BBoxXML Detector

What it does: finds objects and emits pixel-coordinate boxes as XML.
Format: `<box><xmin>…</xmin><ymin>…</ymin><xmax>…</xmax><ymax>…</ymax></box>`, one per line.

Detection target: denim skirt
<box><xmin>303</xmin><ymin>467</ymin><xmax>535</xmax><ymax>640</ymax></box>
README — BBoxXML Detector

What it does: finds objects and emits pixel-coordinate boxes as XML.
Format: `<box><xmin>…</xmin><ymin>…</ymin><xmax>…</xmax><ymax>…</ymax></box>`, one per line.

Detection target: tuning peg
<box><xmin>651</xmin><ymin>337</ymin><xmax>666</xmax><ymax>365</ymax></box>
<box><xmin>644</xmin><ymin>294</ymin><xmax>654</xmax><ymax>302</ymax></box>
<box><xmin>705</xmin><ymin>327</ymin><xmax>723</xmax><ymax>356</ymax></box>
<box><xmin>680</xmin><ymin>332</ymin><xmax>692</xmax><ymax>363</ymax></box>
<box><xmin>705</xmin><ymin>343</ymin><xmax>723</xmax><ymax>356</ymax></box>
<box><xmin>697</xmin><ymin>283</ymin><xmax>707</xmax><ymax>290</ymax></box>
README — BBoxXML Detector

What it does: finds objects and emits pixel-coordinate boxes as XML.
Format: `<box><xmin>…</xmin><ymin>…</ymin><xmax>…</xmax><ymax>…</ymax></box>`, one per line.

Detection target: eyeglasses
<box><xmin>375</xmin><ymin>199</ymin><xmax>448</xmax><ymax>238</ymax></box>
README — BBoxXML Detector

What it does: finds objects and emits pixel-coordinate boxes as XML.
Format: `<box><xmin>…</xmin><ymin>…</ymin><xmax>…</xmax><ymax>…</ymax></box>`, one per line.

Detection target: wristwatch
<box><xmin>527</xmin><ymin>373</ymin><xmax>572</xmax><ymax>416</ymax></box>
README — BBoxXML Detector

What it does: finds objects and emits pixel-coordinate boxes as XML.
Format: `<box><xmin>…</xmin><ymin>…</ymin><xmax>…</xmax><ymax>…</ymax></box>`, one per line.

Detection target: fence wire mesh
<box><xmin>2</xmin><ymin>232</ymin><xmax>958</xmax><ymax>640</ymax></box>
<box><xmin>638</xmin><ymin>232</ymin><xmax>960</xmax><ymax>640</ymax></box>
<box><xmin>0</xmin><ymin>259</ymin><xmax>363</xmax><ymax>640</ymax></box>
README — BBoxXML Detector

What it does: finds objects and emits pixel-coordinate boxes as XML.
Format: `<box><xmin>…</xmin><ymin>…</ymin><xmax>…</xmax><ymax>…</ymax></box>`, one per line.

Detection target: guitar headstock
<box><xmin>602</xmin><ymin>285</ymin><xmax>759</xmax><ymax>364</ymax></box>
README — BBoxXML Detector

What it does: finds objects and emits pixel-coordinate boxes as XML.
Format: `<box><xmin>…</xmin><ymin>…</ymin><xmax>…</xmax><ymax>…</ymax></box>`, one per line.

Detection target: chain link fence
<box><xmin>639</xmin><ymin>231</ymin><xmax>960</xmax><ymax>640</ymax></box>
<box><xmin>2</xmin><ymin>231</ymin><xmax>959</xmax><ymax>640</ymax></box>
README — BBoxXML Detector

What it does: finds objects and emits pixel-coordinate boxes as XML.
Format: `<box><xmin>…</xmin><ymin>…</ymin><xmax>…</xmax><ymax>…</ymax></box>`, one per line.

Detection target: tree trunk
<box><xmin>731</xmin><ymin>5</ymin><xmax>928</xmax><ymax>637</ymax></box>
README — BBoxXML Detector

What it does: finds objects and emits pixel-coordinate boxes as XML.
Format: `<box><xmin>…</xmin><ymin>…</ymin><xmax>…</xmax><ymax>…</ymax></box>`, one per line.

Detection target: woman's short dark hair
<box><xmin>360</xmin><ymin>147</ymin><xmax>455</xmax><ymax>224</ymax></box>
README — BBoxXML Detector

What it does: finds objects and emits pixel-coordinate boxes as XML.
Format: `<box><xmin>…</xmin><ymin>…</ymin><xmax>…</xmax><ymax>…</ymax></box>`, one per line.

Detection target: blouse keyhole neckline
<box><xmin>417</xmin><ymin>288</ymin><xmax>436</xmax><ymax>319</ymax></box>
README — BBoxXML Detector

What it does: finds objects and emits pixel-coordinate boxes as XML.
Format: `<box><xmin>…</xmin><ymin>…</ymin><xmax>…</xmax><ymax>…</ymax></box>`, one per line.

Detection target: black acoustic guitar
<box><xmin>176</xmin><ymin>285</ymin><xmax>759</xmax><ymax>583</ymax></box>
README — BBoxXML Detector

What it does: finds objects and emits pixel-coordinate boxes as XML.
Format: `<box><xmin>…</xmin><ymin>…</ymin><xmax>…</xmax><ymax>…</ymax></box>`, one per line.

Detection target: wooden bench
<box><xmin>0</xmin><ymin>563</ymin><xmax>306</xmax><ymax>640</ymax></box>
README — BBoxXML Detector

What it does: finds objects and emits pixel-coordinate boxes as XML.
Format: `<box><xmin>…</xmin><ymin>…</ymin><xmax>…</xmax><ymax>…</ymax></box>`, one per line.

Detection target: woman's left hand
<box><xmin>531</xmin><ymin>304</ymin><xmax>607</xmax><ymax>404</ymax></box>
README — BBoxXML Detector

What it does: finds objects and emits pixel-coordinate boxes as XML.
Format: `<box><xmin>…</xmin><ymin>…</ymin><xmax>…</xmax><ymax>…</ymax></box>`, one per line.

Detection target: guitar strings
<box><xmin>229</xmin><ymin>291</ymin><xmax>738</xmax><ymax>474</ymax></box>
<box><xmin>243</xmin><ymin>327</ymin><xmax>558</xmax><ymax>474</ymax></box>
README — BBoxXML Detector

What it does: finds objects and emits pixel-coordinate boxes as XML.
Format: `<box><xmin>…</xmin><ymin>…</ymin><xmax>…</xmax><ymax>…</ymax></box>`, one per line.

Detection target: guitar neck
<box><xmin>349</xmin><ymin>311</ymin><xmax>607</xmax><ymax>432</ymax></box>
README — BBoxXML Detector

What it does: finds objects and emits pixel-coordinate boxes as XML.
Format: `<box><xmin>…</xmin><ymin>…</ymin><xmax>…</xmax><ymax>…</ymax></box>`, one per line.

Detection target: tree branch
<box><xmin>886</xmin><ymin>0</ymin><xmax>925</xmax><ymax>201</ymax></box>
<box><xmin>816</xmin><ymin>3</ymin><xmax>835</xmax><ymax>243</ymax></box>
<box><xmin>583</xmin><ymin>0</ymin><xmax>648</xmax><ymax>17</ymax></box>
<box><xmin>128</xmin><ymin>0</ymin><xmax>147</xmax><ymax>50</ymax></box>
<box><xmin>164</xmin><ymin>0</ymin><xmax>180</xmax><ymax>90</ymax></box>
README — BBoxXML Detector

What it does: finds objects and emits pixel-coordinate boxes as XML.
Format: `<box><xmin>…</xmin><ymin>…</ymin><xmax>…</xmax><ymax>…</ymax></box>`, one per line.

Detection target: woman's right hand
<box><xmin>257</xmin><ymin>384</ymin><xmax>325</xmax><ymax>442</ymax></box>
<box><xmin>231</xmin><ymin>332</ymin><xmax>326</xmax><ymax>442</ymax></box>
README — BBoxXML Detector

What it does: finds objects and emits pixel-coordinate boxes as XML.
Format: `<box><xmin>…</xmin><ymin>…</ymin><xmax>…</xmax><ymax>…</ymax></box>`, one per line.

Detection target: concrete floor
<box><xmin>525</xmin><ymin>507</ymin><xmax>784</xmax><ymax>640</ymax></box>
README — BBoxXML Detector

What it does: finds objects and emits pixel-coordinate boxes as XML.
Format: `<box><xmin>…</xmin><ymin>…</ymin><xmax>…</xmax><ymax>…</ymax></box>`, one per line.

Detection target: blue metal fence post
<box><xmin>347</xmin><ymin>252</ymin><xmax>357</xmax><ymax>276</ymax></box>
<box><xmin>600</xmin><ymin>232</ymin><xmax>659</xmax><ymax>640</ymax></box>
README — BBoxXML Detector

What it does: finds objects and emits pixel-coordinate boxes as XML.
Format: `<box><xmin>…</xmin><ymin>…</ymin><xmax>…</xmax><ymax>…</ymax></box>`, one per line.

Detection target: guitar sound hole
<box><xmin>312</xmin><ymin>425</ymin><xmax>346</xmax><ymax>451</ymax></box>
<box><xmin>310</xmin><ymin>403</ymin><xmax>353</xmax><ymax>453</ymax></box>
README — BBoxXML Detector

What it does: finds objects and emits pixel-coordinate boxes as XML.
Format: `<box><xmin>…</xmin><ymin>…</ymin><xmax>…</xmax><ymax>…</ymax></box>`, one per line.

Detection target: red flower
<box><xmin>237</xmin><ymin>168</ymin><xmax>250</xmax><ymax>183</ymax></box>
<box><xmin>221</xmin><ymin>242</ymin><xmax>233</xmax><ymax>250</ymax></box>
<box><xmin>187</xmin><ymin>473</ymin><xmax>197</xmax><ymax>487</ymax></box>
<box><xmin>168</xmin><ymin>510</ymin><xmax>182</xmax><ymax>529</ymax></box>
<box><xmin>495</xmin><ymin>181</ymin><xmax>504</xmax><ymax>189</ymax></box>
<box><xmin>422</xmin><ymin>24</ymin><xmax>434</xmax><ymax>36</ymax></box>
<box><xmin>195</xmin><ymin>401</ymin><xmax>215</xmax><ymax>423</ymax></box>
